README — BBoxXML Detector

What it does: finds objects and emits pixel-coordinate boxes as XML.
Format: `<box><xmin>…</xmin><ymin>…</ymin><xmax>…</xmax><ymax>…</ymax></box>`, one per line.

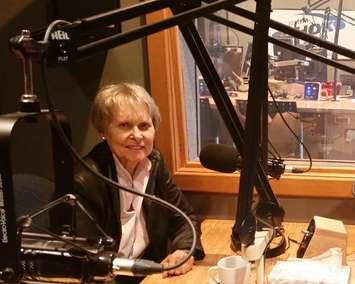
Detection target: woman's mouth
<box><xmin>126</xmin><ymin>145</ymin><xmax>144</xmax><ymax>150</ymax></box>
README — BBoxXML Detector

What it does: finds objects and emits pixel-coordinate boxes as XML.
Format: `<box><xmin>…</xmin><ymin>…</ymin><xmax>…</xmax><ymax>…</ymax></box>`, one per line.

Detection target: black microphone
<box><xmin>199</xmin><ymin>144</ymin><xmax>242</xmax><ymax>173</ymax></box>
<box><xmin>20</xmin><ymin>233</ymin><xmax>163</xmax><ymax>283</ymax></box>
<box><xmin>199</xmin><ymin>144</ymin><xmax>286</xmax><ymax>179</ymax></box>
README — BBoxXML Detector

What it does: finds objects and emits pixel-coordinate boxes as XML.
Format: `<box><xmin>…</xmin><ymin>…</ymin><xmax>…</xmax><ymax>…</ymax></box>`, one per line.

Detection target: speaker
<box><xmin>297</xmin><ymin>216</ymin><xmax>348</xmax><ymax>264</ymax></box>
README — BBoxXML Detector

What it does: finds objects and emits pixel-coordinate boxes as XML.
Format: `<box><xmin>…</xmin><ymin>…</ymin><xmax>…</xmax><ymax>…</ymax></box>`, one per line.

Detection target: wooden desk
<box><xmin>296</xmin><ymin>99</ymin><xmax>355</xmax><ymax>114</ymax></box>
<box><xmin>142</xmin><ymin>219</ymin><xmax>355</xmax><ymax>284</ymax></box>
<box><xmin>207</xmin><ymin>94</ymin><xmax>355</xmax><ymax>114</ymax></box>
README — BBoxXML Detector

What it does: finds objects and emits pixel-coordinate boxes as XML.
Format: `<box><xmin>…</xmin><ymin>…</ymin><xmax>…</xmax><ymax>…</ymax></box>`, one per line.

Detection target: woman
<box><xmin>74</xmin><ymin>83</ymin><xmax>205</xmax><ymax>283</ymax></box>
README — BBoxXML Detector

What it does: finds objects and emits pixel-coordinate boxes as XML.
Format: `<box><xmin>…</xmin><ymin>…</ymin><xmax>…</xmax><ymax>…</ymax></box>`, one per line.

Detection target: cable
<box><xmin>268</xmin><ymin>139</ymin><xmax>282</xmax><ymax>159</ymax></box>
<box><xmin>268</xmin><ymin>86</ymin><xmax>313</xmax><ymax>173</ymax></box>
<box><xmin>273</xmin><ymin>226</ymin><xmax>290</xmax><ymax>252</ymax></box>
<box><xmin>288</xmin><ymin>236</ymin><xmax>301</xmax><ymax>245</ymax></box>
<box><xmin>253</xmin><ymin>214</ymin><xmax>287</xmax><ymax>258</ymax></box>
<box><xmin>234</xmin><ymin>99</ymin><xmax>284</xmax><ymax>161</ymax></box>
<box><xmin>43</xmin><ymin>19</ymin><xmax>71</xmax><ymax>43</ymax></box>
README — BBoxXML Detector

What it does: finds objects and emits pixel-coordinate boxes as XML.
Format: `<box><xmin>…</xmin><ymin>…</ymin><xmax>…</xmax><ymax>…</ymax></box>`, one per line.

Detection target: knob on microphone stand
<box><xmin>9</xmin><ymin>29</ymin><xmax>42</xmax><ymax>113</ymax></box>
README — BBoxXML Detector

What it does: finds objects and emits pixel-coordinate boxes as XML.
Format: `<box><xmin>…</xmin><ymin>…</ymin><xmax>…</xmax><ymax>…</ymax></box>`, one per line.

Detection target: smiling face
<box><xmin>102</xmin><ymin>102</ymin><xmax>156</xmax><ymax>175</ymax></box>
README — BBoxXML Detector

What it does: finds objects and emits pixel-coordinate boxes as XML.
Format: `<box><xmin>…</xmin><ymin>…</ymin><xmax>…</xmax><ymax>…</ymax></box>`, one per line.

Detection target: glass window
<box><xmin>146</xmin><ymin>2</ymin><xmax>355</xmax><ymax>198</ymax></box>
<box><xmin>180</xmin><ymin>3</ymin><xmax>355</xmax><ymax>166</ymax></box>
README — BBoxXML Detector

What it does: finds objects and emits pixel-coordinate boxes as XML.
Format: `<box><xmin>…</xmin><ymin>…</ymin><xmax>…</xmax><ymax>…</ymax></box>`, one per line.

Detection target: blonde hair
<box><xmin>91</xmin><ymin>83</ymin><xmax>161</xmax><ymax>133</ymax></box>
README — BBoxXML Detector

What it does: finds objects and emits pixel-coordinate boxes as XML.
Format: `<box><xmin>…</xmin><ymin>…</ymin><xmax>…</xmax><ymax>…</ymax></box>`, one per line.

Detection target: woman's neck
<box><xmin>118</xmin><ymin>159</ymin><xmax>138</xmax><ymax>177</ymax></box>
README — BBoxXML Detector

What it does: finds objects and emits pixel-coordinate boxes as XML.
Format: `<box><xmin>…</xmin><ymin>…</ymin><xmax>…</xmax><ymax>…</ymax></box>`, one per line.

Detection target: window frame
<box><xmin>146</xmin><ymin>10</ymin><xmax>355</xmax><ymax>198</ymax></box>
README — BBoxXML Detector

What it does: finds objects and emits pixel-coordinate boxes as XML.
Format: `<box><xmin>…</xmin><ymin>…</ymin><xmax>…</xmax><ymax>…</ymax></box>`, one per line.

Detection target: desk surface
<box><xmin>142</xmin><ymin>219</ymin><xmax>355</xmax><ymax>284</ymax></box>
<box><xmin>206</xmin><ymin>93</ymin><xmax>355</xmax><ymax>114</ymax></box>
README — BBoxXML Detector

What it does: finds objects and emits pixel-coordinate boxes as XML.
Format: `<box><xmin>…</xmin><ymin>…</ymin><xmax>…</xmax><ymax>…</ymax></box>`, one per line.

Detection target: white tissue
<box><xmin>267</xmin><ymin>248</ymin><xmax>350</xmax><ymax>284</ymax></box>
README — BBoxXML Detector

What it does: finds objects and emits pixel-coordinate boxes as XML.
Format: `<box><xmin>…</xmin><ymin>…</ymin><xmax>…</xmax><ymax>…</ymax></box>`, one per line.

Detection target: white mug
<box><xmin>208</xmin><ymin>255</ymin><xmax>250</xmax><ymax>284</ymax></box>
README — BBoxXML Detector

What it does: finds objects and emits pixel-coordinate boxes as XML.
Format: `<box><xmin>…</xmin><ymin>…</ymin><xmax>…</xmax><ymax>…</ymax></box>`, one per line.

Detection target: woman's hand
<box><xmin>162</xmin><ymin>249</ymin><xmax>194</xmax><ymax>278</ymax></box>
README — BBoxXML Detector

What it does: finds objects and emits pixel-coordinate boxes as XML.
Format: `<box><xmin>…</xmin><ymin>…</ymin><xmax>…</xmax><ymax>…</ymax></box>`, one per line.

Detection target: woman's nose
<box><xmin>131</xmin><ymin>127</ymin><xmax>143</xmax><ymax>140</ymax></box>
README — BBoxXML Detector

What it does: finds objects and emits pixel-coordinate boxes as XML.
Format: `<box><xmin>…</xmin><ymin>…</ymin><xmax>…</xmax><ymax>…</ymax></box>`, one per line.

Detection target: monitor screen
<box><xmin>340</xmin><ymin>74</ymin><xmax>355</xmax><ymax>90</ymax></box>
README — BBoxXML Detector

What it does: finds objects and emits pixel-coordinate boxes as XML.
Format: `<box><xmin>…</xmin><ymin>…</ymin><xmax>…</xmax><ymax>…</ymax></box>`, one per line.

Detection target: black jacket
<box><xmin>74</xmin><ymin>141</ymin><xmax>205</xmax><ymax>263</ymax></box>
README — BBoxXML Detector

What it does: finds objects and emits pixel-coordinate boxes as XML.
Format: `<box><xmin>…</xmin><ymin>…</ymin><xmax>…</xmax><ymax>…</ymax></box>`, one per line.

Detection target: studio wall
<box><xmin>0</xmin><ymin>0</ymin><xmax>147</xmax><ymax>154</ymax></box>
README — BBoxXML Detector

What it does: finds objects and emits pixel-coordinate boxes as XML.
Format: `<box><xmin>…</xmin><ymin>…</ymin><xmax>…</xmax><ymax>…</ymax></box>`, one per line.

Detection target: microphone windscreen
<box><xmin>199</xmin><ymin>144</ymin><xmax>241</xmax><ymax>173</ymax></box>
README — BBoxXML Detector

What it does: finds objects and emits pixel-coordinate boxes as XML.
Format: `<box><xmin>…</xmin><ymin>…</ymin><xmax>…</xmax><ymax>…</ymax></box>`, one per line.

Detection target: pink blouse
<box><xmin>113</xmin><ymin>155</ymin><xmax>151</xmax><ymax>258</ymax></box>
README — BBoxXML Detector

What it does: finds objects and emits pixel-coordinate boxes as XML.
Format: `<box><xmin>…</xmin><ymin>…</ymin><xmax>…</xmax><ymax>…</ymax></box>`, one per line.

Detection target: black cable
<box><xmin>273</xmin><ymin>226</ymin><xmax>290</xmax><ymax>252</ymax></box>
<box><xmin>234</xmin><ymin>100</ymin><xmax>282</xmax><ymax>161</ymax></box>
<box><xmin>253</xmin><ymin>214</ymin><xmax>287</xmax><ymax>258</ymax></box>
<box><xmin>38</xmin><ymin>58</ymin><xmax>196</xmax><ymax>272</ymax></box>
<box><xmin>288</xmin><ymin>236</ymin><xmax>301</xmax><ymax>245</ymax></box>
<box><xmin>268</xmin><ymin>87</ymin><xmax>313</xmax><ymax>173</ymax></box>
<box><xmin>268</xmin><ymin>139</ymin><xmax>282</xmax><ymax>159</ymax></box>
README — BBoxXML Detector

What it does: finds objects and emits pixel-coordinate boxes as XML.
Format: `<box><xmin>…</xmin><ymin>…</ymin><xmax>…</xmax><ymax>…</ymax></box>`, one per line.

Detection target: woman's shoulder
<box><xmin>87</xmin><ymin>141</ymin><xmax>111</xmax><ymax>159</ymax></box>
<box><xmin>148</xmin><ymin>149</ymin><xmax>169</xmax><ymax>177</ymax></box>
<box><xmin>85</xmin><ymin>141</ymin><xmax>114</xmax><ymax>167</ymax></box>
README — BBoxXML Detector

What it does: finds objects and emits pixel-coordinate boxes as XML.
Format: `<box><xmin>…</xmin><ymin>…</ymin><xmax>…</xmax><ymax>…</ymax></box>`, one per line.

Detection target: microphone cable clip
<box><xmin>267</xmin><ymin>158</ymin><xmax>285</xmax><ymax>180</ymax></box>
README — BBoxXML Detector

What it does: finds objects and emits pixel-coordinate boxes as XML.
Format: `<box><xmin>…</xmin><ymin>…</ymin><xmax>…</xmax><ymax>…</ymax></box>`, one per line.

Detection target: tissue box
<box><xmin>267</xmin><ymin>259</ymin><xmax>351</xmax><ymax>284</ymax></box>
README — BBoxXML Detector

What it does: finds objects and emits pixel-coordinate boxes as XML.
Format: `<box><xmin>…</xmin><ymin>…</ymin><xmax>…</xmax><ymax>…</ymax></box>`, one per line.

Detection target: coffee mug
<box><xmin>208</xmin><ymin>255</ymin><xmax>250</xmax><ymax>284</ymax></box>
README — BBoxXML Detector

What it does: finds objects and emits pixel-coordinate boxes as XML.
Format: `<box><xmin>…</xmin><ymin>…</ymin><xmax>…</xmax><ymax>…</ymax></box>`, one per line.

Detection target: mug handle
<box><xmin>207</xmin><ymin>266</ymin><xmax>219</xmax><ymax>284</ymax></box>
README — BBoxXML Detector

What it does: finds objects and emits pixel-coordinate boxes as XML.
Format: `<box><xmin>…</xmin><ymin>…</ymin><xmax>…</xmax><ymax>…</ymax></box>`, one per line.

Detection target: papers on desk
<box><xmin>267</xmin><ymin>247</ymin><xmax>351</xmax><ymax>284</ymax></box>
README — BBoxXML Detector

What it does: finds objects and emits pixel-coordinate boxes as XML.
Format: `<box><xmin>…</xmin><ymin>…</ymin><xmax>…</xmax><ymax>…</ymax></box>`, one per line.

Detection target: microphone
<box><xmin>199</xmin><ymin>144</ymin><xmax>286</xmax><ymax>179</ymax></box>
<box><xmin>199</xmin><ymin>144</ymin><xmax>242</xmax><ymax>173</ymax></box>
<box><xmin>19</xmin><ymin>233</ymin><xmax>163</xmax><ymax>283</ymax></box>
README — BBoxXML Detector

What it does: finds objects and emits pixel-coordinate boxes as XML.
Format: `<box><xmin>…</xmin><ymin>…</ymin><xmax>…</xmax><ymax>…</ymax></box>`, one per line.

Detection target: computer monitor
<box><xmin>340</xmin><ymin>74</ymin><xmax>355</xmax><ymax>97</ymax></box>
<box><xmin>272</xmin><ymin>33</ymin><xmax>302</xmax><ymax>60</ymax></box>
<box><xmin>272</xmin><ymin>36</ymin><xmax>304</xmax><ymax>81</ymax></box>
<box><xmin>303</xmin><ymin>47</ymin><xmax>327</xmax><ymax>82</ymax></box>
<box><xmin>273</xmin><ymin>45</ymin><xmax>327</xmax><ymax>82</ymax></box>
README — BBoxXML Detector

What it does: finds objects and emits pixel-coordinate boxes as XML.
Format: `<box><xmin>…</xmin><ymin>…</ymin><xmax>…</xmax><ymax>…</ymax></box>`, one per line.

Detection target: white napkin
<box><xmin>267</xmin><ymin>247</ymin><xmax>351</xmax><ymax>284</ymax></box>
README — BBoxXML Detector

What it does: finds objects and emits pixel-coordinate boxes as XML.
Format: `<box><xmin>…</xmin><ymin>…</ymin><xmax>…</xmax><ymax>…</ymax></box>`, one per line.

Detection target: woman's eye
<box><xmin>139</xmin><ymin>123</ymin><xmax>151</xmax><ymax>130</ymax></box>
<box><xmin>118</xmin><ymin>122</ymin><xmax>130</xmax><ymax>129</ymax></box>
